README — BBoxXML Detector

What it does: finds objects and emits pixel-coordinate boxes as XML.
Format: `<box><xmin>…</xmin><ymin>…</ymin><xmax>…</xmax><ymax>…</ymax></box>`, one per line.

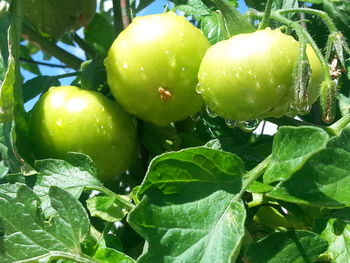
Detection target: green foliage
<box><xmin>0</xmin><ymin>0</ymin><xmax>349</xmax><ymax>262</ymax></box>
<box><xmin>244</xmin><ymin>231</ymin><xmax>328</xmax><ymax>262</ymax></box>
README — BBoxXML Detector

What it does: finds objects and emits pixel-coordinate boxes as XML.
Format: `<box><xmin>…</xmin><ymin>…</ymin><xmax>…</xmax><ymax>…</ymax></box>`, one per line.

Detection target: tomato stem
<box><xmin>86</xmin><ymin>185</ymin><xmax>135</xmax><ymax>210</ymax></box>
<box><xmin>277</xmin><ymin>8</ymin><xmax>338</xmax><ymax>33</ymax></box>
<box><xmin>327</xmin><ymin>113</ymin><xmax>350</xmax><ymax>136</ymax></box>
<box><xmin>258</xmin><ymin>0</ymin><xmax>274</xmax><ymax>30</ymax></box>
<box><xmin>238</xmin><ymin>156</ymin><xmax>272</xmax><ymax>199</ymax></box>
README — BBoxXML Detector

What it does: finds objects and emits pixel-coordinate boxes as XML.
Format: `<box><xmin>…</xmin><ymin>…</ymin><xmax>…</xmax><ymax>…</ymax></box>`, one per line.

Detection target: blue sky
<box><xmin>22</xmin><ymin>0</ymin><xmax>248</xmax><ymax>110</ymax></box>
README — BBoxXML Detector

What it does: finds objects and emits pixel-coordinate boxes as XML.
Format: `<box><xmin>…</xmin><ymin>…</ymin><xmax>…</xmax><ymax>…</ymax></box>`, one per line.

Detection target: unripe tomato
<box><xmin>198</xmin><ymin>28</ymin><xmax>323</xmax><ymax>121</ymax></box>
<box><xmin>104</xmin><ymin>12</ymin><xmax>210</xmax><ymax>126</ymax></box>
<box><xmin>23</xmin><ymin>0</ymin><xmax>96</xmax><ymax>39</ymax></box>
<box><xmin>28</xmin><ymin>86</ymin><xmax>137</xmax><ymax>182</ymax></box>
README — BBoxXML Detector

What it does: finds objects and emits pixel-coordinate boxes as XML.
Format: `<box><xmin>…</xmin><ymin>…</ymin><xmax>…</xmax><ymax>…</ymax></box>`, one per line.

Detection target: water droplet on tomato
<box><xmin>123</xmin><ymin>63</ymin><xmax>128</xmax><ymax>69</ymax></box>
<box><xmin>195</xmin><ymin>83</ymin><xmax>203</xmax><ymax>94</ymax></box>
<box><xmin>56</xmin><ymin>119</ymin><xmax>62</xmax><ymax>126</ymax></box>
<box><xmin>238</xmin><ymin>119</ymin><xmax>260</xmax><ymax>132</ymax></box>
<box><xmin>191</xmin><ymin>111</ymin><xmax>201</xmax><ymax>121</ymax></box>
<box><xmin>225</xmin><ymin>119</ymin><xmax>237</xmax><ymax>128</ymax></box>
<box><xmin>206</xmin><ymin>106</ymin><xmax>217</xmax><ymax>118</ymax></box>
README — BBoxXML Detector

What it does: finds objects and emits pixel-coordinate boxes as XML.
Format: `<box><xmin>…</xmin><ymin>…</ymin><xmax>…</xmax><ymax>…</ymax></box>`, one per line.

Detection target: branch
<box><xmin>22</xmin><ymin>24</ymin><xmax>83</xmax><ymax>70</ymax></box>
<box><xmin>19</xmin><ymin>57</ymin><xmax>69</xmax><ymax>68</ymax></box>
<box><xmin>71</xmin><ymin>33</ymin><xmax>97</xmax><ymax>58</ymax></box>
<box><xmin>112</xmin><ymin>0</ymin><xmax>130</xmax><ymax>36</ymax></box>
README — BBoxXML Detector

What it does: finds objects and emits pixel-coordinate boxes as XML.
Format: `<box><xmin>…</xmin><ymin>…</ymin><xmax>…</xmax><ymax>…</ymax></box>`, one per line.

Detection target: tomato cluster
<box><xmin>28</xmin><ymin>12</ymin><xmax>324</xmax><ymax>182</ymax></box>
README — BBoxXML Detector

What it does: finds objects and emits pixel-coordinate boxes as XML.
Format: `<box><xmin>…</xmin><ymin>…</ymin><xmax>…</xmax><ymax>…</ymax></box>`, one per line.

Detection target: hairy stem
<box><xmin>277</xmin><ymin>8</ymin><xmax>338</xmax><ymax>33</ymax></box>
<box><xmin>22</xmin><ymin>24</ymin><xmax>83</xmax><ymax>70</ymax></box>
<box><xmin>258</xmin><ymin>0</ymin><xmax>274</xmax><ymax>30</ymax></box>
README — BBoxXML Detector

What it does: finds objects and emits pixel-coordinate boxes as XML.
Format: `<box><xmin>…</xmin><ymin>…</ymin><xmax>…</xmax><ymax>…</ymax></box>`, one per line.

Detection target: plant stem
<box><xmin>14</xmin><ymin>251</ymin><xmax>99</xmax><ymax>263</ymax></box>
<box><xmin>112</xmin><ymin>0</ymin><xmax>130</xmax><ymax>36</ymax></box>
<box><xmin>238</xmin><ymin>156</ymin><xmax>272</xmax><ymax>198</ymax></box>
<box><xmin>53</xmin><ymin>71</ymin><xmax>82</xmax><ymax>79</ymax></box>
<box><xmin>22</xmin><ymin>24</ymin><xmax>83</xmax><ymax>70</ymax></box>
<box><xmin>327</xmin><ymin>113</ymin><xmax>350</xmax><ymax>136</ymax></box>
<box><xmin>20</xmin><ymin>57</ymin><xmax>69</xmax><ymax>68</ymax></box>
<box><xmin>120</xmin><ymin>0</ymin><xmax>131</xmax><ymax>28</ymax></box>
<box><xmin>277</xmin><ymin>8</ymin><xmax>337</xmax><ymax>33</ymax></box>
<box><xmin>71</xmin><ymin>33</ymin><xmax>97</xmax><ymax>58</ymax></box>
<box><xmin>258</xmin><ymin>0</ymin><xmax>274</xmax><ymax>30</ymax></box>
<box><xmin>86</xmin><ymin>185</ymin><xmax>134</xmax><ymax>210</ymax></box>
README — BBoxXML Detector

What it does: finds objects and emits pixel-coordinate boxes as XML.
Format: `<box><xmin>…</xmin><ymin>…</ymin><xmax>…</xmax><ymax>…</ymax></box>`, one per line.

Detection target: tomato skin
<box><xmin>28</xmin><ymin>86</ymin><xmax>138</xmax><ymax>182</ymax></box>
<box><xmin>198</xmin><ymin>28</ymin><xmax>323</xmax><ymax>121</ymax></box>
<box><xmin>104</xmin><ymin>12</ymin><xmax>210</xmax><ymax>126</ymax></box>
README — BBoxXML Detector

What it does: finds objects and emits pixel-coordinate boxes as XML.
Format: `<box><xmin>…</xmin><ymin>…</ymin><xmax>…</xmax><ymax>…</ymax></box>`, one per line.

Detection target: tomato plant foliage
<box><xmin>0</xmin><ymin>0</ymin><xmax>350</xmax><ymax>262</ymax></box>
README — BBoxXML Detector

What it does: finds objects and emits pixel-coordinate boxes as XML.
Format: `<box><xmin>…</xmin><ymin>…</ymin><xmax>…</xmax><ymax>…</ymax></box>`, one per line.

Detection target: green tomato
<box><xmin>104</xmin><ymin>12</ymin><xmax>210</xmax><ymax>126</ymax></box>
<box><xmin>23</xmin><ymin>0</ymin><xmax>96</xmax><ymax>39</ymax></box>
<box><xmin>28</xmin><ymin>86</ymin><xmax>137</xmax><ymax>182</ymax></box>
<box><xmin>198</xmin><ymin>28</ymin><xmax>323</xmax><ymax>121</ymax></box>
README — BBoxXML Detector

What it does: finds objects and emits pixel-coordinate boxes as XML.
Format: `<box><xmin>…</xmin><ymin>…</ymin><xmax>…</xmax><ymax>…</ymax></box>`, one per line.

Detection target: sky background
<box><xmin>21</xmin><ymin>0</ymin><xmax>277</xmax><ymax>134</ymax></box>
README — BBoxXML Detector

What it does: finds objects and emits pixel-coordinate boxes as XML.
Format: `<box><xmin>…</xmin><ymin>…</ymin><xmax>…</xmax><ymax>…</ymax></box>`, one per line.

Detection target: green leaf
<box><xmin>128</xmin><ymin>146</ymin><xmax>251</xmax><ymax>263</ymax></box>
<box><xmin>267</xmin><ymin>128</ymin><xmax>350</xmax><ymax>208</ymax></box>
<box><xmin>87</xmin><ymin>195</ymin><xmax>129</xmax><ymax>222</ymax></box>
<box><xmin>93</xmin><ymin>247</ymin><xmax>135</xmax><ymax>263</ymax></box>
<box><xmin>246</xmin><ymin>180</ymin><xmax>273</xmax><ymax>193</ymax></box>
<box><xmin>339</xmin><ymin>93</ymin><xmax>350</xmax><ymax>117</ymax></box>
<box><xmin>48</xmin><ymin>186</ymin><xmax>90</xmax><ymax>251</ymax></box>
<box><xmin>200</xmin><ymin>12</ymin><xmax>226</xmax><ymax>45</ymax></box>
<box><xmin>128</xmin><ymin>184</ymin><xmax>246</xmax><ymax>263</ymax></box>
<box><xmin>0</xmin><ymin>185</ymin><xmax>90</xmax><ymax>262</ymax></box>
<box><xmin>210</xmin><ymin>0</ymin><xmax>255</xmax><ymax>37</ymax></box>
<box><xmin>320</xmin><ymin>218</ymin><xmax>350</xmax><ymax>263</ymax></box>
<box><xmin>0</xmin><ymin>57</ymin><xmax>15</xmax><ymax>122</ymax></box>
<box><xmin>245</xmin><ymin>0</ymin><xmax>298</xmax><ymax>11</ymax></box>
<box><xmin>85</xmin><ymin>13</ymin><xmax>115</xmax><ymax>56</ymax></box>
<box><xmin>32</xmin><ymin>152</ymin><xmax>103</xmax><ymax>212</ymax></box>
<box><xmin>0</xmin><ymin>1</ymin><xmax>10</xmax><ymax>82</ymax></box>
<box><xmin>263</xmin><ymin>126</ymin><xmax>329</xmax><ymax>184</ymax></box>
<box><xmin>23</xmin><ymin>75</ymin><xmax>60</xmax><ymax>102</ymax></box>
<box><xmin>137</xmin><ymin>147</ymin><xmax>245</xmax><ymax>195</ymax></box>
<box><xmin>176</xmin><ymin>0</ymin><xmax>211</xmax><ymax>18</ymax></box>
<box><xmin>0</xmin><ymin>122</ymin><xmax>24</xmax><ymax>173</ymax></box>
<box><xmin>80</xmin><ymin>59</ymin><xmax>107</xmax><ymax>92</ymax></box>
<box><xmin>245</xmin><ymin>230</ymin><xmax>328</xmax><ymax>263</ymax></box>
